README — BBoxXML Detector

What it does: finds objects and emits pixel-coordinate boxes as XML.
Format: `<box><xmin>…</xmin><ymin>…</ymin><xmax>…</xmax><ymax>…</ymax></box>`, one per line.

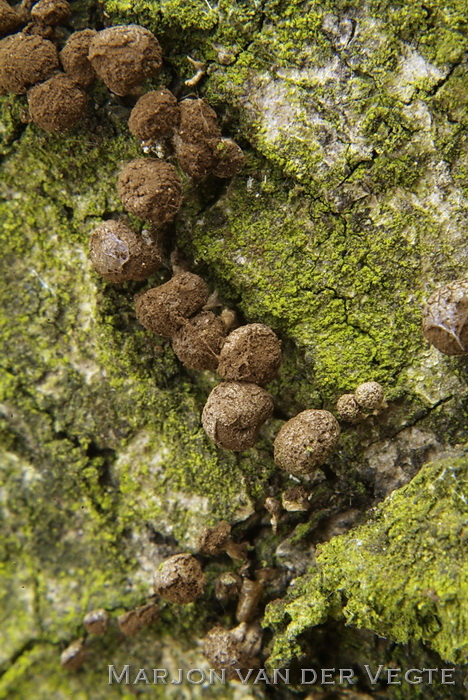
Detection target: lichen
<box><xmin>264</xmin><ymin>453</ymin><xmax>468</xmax><ymax>666</ymax></box>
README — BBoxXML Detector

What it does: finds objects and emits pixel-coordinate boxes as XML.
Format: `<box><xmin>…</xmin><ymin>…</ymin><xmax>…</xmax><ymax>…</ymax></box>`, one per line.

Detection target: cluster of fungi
<box><xmin>2</xmin><ymin>0</ymin><xmax>467</xmax><ymax>679</ymax></box>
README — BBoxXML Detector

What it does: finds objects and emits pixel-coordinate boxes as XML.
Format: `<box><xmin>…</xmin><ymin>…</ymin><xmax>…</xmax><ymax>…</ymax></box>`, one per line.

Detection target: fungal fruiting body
<box><xmin>60</xmin><ymin>29</ymin><xmax>97</xmax><ymax>88</ymax></box>
<box><xmin>27</xmin><ymin>74</ymin><xmax>88</xmax><ymax>132</ymax></box>
<box><xmin>274</xmin><ymin>409</ymin><xmax>340</xmax><ymax>476</ymax></box>
<box><xmin>153</xmin><ymin>553</ymin><xmax>205</xmax><ymax>604</ymax></box>
<box><xmin>217</xmin><ymin>323</ymin><xmax>282</xmax><ymax>385</ymax></box>
<box><xmin>129</xmin><ymin>88</ymin><xmax>180</xmax><ymax>141</ymax></box>
<box><xmin>135</xmin><ymin>272</ymin><xmax>209</xmax><ymax>337</ymax></box>
<box><xmin>118</xmin><ymin>158</ymin><xmax>182</xmax><ymax>225</ymax></box>
<box><xmin>89</xmin><ymin>220</ymin><xmax>162</xmax><ymax>282</ymax></box>
<box><xmin>171</xmin><ymin>311</ymin><xmax>226</xmax><ymax>371</ymax></box>
<box><xmin>88</xmin><ymin>24</ymin><xmax>162</xmax><ymax>96</ymax></box>
<box><xmin>422</xmin><ymin>280</ymin><xmax>468</xmax><ymax>355</ymax></box>
<box><xmin>0</xmin><ymin>33</ymin><xmax>59</xmax><ymax>94</ymax></box>
<box><xmin>203</xmin><ymin>622</ymin><xmax>262</xmax><ymax>679</ymax></box>
<box><xmin>202</xmin><ymin>381</ymin><xmax>274</xmax><ymax>451</ymax></box>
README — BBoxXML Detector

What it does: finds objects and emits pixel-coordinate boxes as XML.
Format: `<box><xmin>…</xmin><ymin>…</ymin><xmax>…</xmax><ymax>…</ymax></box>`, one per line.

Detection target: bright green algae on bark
<box><xmin>264</xmin><ymin>453</ymin><xmax>468</xmax><ymax>666</ymax></box>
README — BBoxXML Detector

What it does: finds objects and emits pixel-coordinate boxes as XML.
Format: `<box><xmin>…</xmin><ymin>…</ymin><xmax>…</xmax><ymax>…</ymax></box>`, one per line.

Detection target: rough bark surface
<box><xmin>0</xmin><ymin>0</ymin><xmax>466</xmax><ymax>697</ymax></box>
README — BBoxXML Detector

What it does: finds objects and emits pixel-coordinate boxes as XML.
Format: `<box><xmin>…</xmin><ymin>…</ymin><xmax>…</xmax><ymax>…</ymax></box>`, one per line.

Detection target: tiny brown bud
<box><xmin>83</xmin><ymin>608</ymin><xmax>109</xmax><ymax>635</ymax></box>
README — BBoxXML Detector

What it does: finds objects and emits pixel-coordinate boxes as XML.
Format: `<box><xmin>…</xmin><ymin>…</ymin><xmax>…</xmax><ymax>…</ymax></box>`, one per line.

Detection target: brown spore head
<box><xmin>171</xmin><ymin>311</ymin><xmax>226</xmax><ymax>370</ymax></box>
<box><xmin>153</xmin><ymin>553</ymin><xmax>205</xmax><ymax>604</ymax></box>
<box><xmin>354</xmin><ymin>381</ymin><xmax>385</xmax><ymax>411</ymax></box>
<box><xmin>129</xmin><ymin>88</ymin><xmax>180</xmax><ymax>141</ymax></box>
<box><xmin>88</xmin><ymin>24</ymin><xmax>162</xmax><ymax>96</ymax></box>
<box><xmin>118</xmin><ymin>158</ymin><xmax>182</xmax><ymax>225</ymax></box>
<box><xmin>177</xmin><ymin>98</ymin><xmax>221</xmax><ymax>144</ymax></box>
<box><xmin>0</xmin><ymin>0</ymin><xmax>21</xmax><ymax>37</ymax></box>
<box><xmin>27</xmin><ymin>73</ymin><xmax>88</xmax><ymax>132</ymax></box>
<box><xmin>89</xmin><ymin>220</ymin><xmax>162</xmax><ymax>283</ymax></box>
<box><xmin>0</xmin><ymin>32</ymin><xmax>59</xmax><ymax>94</ymax></box>
<box><xmin>336</xmin><ymin>393</ymin><xmax>362</xmax><ymax>422</ymax></box>
<box><xmin>274</xmin><ymin>409</ymin><xmax>340</xmax><ymax>476</ymax></box>
<box><xmin>202</xmin><ymin>381</ymin><xmax>274</xmax><ymax>451</ymax></box>
<box><xmin>212</xmin><ymin>138</ymin><xmax>245</xmax><ymax>178</ymax></box>
<box><xmin>60</xmin><ymin>29</ymin><xmax>97</xmax><ymax>88</ymax></box>
<box><xmin>31</xmin><ymin>0</ymin><xmax>71</xmax><ymax>26</ymax></box>
<box><xmin>217</xmin><ymin>323</ymin><xmax>282</xmax><ymax>385</ymax></box>
<box><xmin>83</xmin><ymin>608</ymin><xmax>109</xmax><ymax>635</ymax></box>
<box><xmin>135</xmin><ymin>272</ymin><xmax>209</xmax><ymax>337</ymax></box>
<box><xmin>422</xmin><ymin>279</ymin><xmax>468</xmax><ymax>356</ymax></box>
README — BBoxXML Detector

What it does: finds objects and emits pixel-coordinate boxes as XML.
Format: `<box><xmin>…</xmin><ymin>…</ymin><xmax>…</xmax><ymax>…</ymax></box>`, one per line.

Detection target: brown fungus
<box><xmin>171</xmin><ymin>311</ymin><xmax>226</xmax><ymax>371</ymax></box>
<box><xmin>197</xmin><ymin>520</ymin><xmax>232</xmax><ymax>556</ymax></box>
<box><xmin>177</xmin><ymin>97</ymin><xmax>221</xmax><ymax>144</ymax></box>
<box><xmin>422</xmin><ymin>279</ymin><xmax>468</xmax><ymax>356</ymax></box>
<box><xmin>83</xmin><ymin>608</ymin><xmax>109</xmax><ymax>635</ymax></box>
<box><xmin>88</xmin><ymin>24</ymin><xmax>162</xmax><ymax>96</ymax></box>
<box><xmin>0</xmin><ymin>32</ymin><xmax>58</xmax><ymax>94</ymax></box>
<box><xmin>217</xmin><ymin>323</ymin><xmax>282</xmax><ymax>385</ymax></box>
<box><xmin>197</xmin><ymin>520</ymin><xmax>247</xmax><ymax>560</ymax></box>
<box><xmin>203</xmin><ymin>622</ymin><xmax>262</xmax><ymax>679</ymax></box>
<box><xmin>153</xmin><ymin>553</ymin><xmax>205</xmax><ymax>604</ymax></box>
<box><xmin>30</xmin><ymin>0</ymin><xmax>70</xmax><ymax>26</ymax></box>
<box><xmin>118</xmin><ymin>602</ymin><xmax>159</xmax><ymax>636</ymax></box>
<box><xmin>135</xmin><ymin>272</ymin><xmax>209</xmax><ymax>337</ymax></box>
<box><xmin>274</xmin><ymin>409</ymin><xmax>340</xmax><ymax>476</ymax></box>
<box><xmin>174</xmin><ymin>135</ymin><xmax>216</xmax><ymax>180</ymax></box>
<box><xmin>354</xmin><ymin>381</ymin><xmax>385</xmax><ymax>411</ymax></box>
<box><xmin>60</xmin><ymin>640</ymin><xmax>86</xmax><ymax>671</ymax></box>
<box><xmin>129</xmin><ymin>88</ymin><xmax>180</xmax><ymax>142</ymax></box>
<box><xmin>27</xmin><ymin>73</ymin><xmax>88</xmax><ymax>132</ymax></box>
<box><xmin>336</xmin><ymin>393</ymin><xmax>362</xmax><ymax>422</ymax></box>
<box><xmin>118</xmin><ymin>158</ymin><xmax>182</xmax><ymax>225</ymax></box>
<box><xmin>60</xmin><ymin>29</ymin><xmax>97</xmax><ymax>88</ymax></box>
<box><xmin>89</xmin><ymin>220</ymin><xmax>162</xmax><ymax>283</ymax></box>
<box><xmin>212</xmin><ymin>137</ymin><xmax>245</xmax><ymax>178</ymax></box>
<box><xmin>202</xmin><ymin>381</ymin><xmax>274</xmax><ymax>451</ymax></box>
<box><xmin>0</xmin><ymin>0</ymin><xmax>21</xmax><ymax>36</ymax></box>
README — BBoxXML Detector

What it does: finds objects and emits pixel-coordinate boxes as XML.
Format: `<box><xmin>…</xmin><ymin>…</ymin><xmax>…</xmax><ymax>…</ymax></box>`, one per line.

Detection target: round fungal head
<box><xmin>83</xmin><ymin>608</ymin><xmax>109</xmax><ymax>635</ymax></box>
<box><xmin>88</xmin><ymin>24</ymin><xmax>162</xmax><ymax>96</ymax></box>
<box><xmin>217</xmin><ymin>323</ymin><xmax>282</xmax><ymax>385</ymax></box>
<box><xmin>0</xmin><ymin>33</ymin><xmax>59</xmax><ymax>94</ymax></box>
<box><xmin>422</xmin><ymin>279</ymin><xmax>468</xmax><ymax>356</ymax></box>
<box><xmin>135</xmin><ymin>272</ymin><xmax>209</xmax><ymax>337</ymax></box>
<box><xmin>212</xmin><ymin>138</ymin><xmax>245</xmax><ymax>178</ymax></box>
<box><xmin>118</xmin><ymin>158</ymin><xmax>182</xmax><ymax>225</ymax></box>
<box><xmin>89</xmin><ymin>220</ymin><xmax>162</xmax><ymax>283</ymax></box>
<box><xmin>60</xmin><ymin>29</ymin><xmax>97</xmax><ymax>88</ymax></box>
<box><xmin>202</xmin><ymin>381</ymin><xmax>274</xmax><ymax>451</ymax></box>
<box><xmin>274</xmin><ymin>409</ymin><xmax>340</xmax><ymax>476</ymax></box>
<box><xmin>171</xmin><ymin>311</ymin><xmax>226</xmax><ymax>370</ymax></box>
<box><xmin>203</xmin><ymin>623</ymin><xmax>262</xmax><ymax>679</ymax></box>
<box><xmin>177</xmin><ymin>98</ymin><xmax>221</xmax><ymax>144</ymax></box>
<box><xmin>153</xmin><ymin>553</ymin><xmax>205</xmax><ymax>604</ymax></box>
<box><xmin>60</xmin><ymin>640</ymin><xmax>85</xmax><ymax>671</ymax></box>
<box><xmin>31</xmin><ymin>0</ymin><xmax>71</xmax><ymax>26</ymax></box>
<box><xmin>27</xmin><ymin>73</ymin><xmax>88</xmax><ymax>132</ymax></box>
<box><xmin>129</xmin><ymin>88</ymin><xmax>180</xmax><ymax>141</ymax></box>
<box><xmin>174</xmin><ymin>135</ymin><xmax>216</xmax><ymax>180</ymax></box>
<box><xmin>198</xmin><ymin>520</ymin><xmax>231</xmax><ymax>556</ymax></box>
<box><xmin>336</xmin><ymin>393</ymin><xmax>362</xmax><ymax>422</ymax></box>
<box><xmin>354</xmin><ymin>381</ymin><xmax>385</xmax><ymax>411</ymax></box>
<box><xmin>118</xmin><ymin>603</ymin><xmax>159</xmax><ymax>636</ymax></box>
<box><xmin>0</xmin><ymin>0</ymin><xmax>21</xmax><ymax>37</ymax></box>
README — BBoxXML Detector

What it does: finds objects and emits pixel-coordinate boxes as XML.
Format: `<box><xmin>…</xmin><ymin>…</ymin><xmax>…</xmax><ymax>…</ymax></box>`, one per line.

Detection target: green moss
<box><xmin>265</xmin><ymin>453</ymin><xmax>468</xmax><ymax>666</ymax></box>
